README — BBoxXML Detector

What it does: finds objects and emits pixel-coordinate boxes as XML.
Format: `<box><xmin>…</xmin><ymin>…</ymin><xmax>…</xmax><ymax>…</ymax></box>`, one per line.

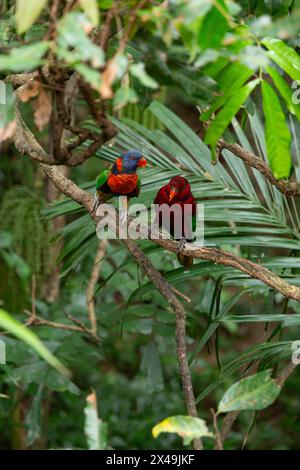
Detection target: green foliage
<box><xmin>15</xmin><ymin>0</ymin><xmax>48</xmax><ymax>34</ymax></box>
<box><xmin>0</xmin><ymin>42</ymin><xmax>50</xmax><ymax>72</ymax></box>
<box><xmin>204</xmin><ymin>79</ymin><xmax>259</xmax><ymax>159</ymax></box>
<box><xmin>266</xmin><ymin>65</ymin><xmax>300</xmax><ymax>121</ymax></box>
<box><xmin>0</xmin><ymin>82</ymin><xmax>14</xmax><ymax>129</ymax></box>
<box><xmin>1</xmin><ymin>0</ymin><xmax>300</xmax><ymax>452</ymax></box>
<box><xmin>152</xmin><ymin>415</ymin><xmax>213</xmax><ymax>445</ymax></box>
<box><xmin>78</xmin><ymin>0</ymin><xmax>99</xmax><ymax>26</ymax></box>
<box><xmin>0</xmin><ymin>187</ymin><xmax>54</xmax><ymax>309</ymax></box>
<box><xmin>200</xmin><ymin>63</ymin><xmax>253</xmax><ymax>122</ymax></box>
<box><xmin>56</xmin><ymin>12</ymin><xmax>104</xmax><ymax>91</ymax></box>
<box><xmin>262</xmin><ymin>37</ymin><xmax>300</xmax><ymax>81</ymax></box>
<box><xmin>218</xmin><ymin>370</ymin><xmax>281</xmax><ymax>413</ymax></box>
<box><xmin>198</xmin><ymin>0</ymin><xmax>228</xmax><ymax>50</ymax></box>
<box><xmin>0</xmin><ymin>231</ymin><xmax>31</xmax><ymax>286</ymax></box>
<box><xmin>262</xmin><ymin>80</ymin><xmax>292</xmax><ymax>178</ymax></box>
<box><xmin>0</xmin><ymin>308</ymin><xmax>70</xmax><ymax>376</ymax></box>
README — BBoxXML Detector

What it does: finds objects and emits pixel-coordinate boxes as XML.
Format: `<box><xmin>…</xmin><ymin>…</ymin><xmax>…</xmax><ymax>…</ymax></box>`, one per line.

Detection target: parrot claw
<box><xmin>176</xmin><ymin>237</ymin><xmax>187</xmax><ymax>254</ymax></box>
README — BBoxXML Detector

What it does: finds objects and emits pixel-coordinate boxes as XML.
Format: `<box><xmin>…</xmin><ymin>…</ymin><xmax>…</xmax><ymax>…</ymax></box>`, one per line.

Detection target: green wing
<box><xmin>95</xmin><ymin>170</ymin><xmax>110</xmax><ymax>191</ymax></box>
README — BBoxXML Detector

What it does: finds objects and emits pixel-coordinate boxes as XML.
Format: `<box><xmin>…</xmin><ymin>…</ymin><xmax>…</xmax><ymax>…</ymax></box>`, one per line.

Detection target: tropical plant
<box><xmin>1</xmin><ymin>0</ymin><xmax>300</xmax><ymax>453</ymax></box>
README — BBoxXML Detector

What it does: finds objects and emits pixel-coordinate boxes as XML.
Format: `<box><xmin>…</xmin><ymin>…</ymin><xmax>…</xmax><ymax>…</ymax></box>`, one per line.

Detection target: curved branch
<box><xmin>123</xmin><ymin>237</ymin><xmax>203</xmax><ymax>450</ymax></box>
<box><xmin>218</xmin><ymin>140</ymin><xmax>300</xmax><ymax>197</ymax></box>
<box><xmin>12</xmin><ymin>107</ymin><xmax>300</xmax><ymax>303</ymax></box>
<box><xmin>86</xmin><ymin>239</ymin><xmax>108</xmax><ymax>336</ymax></box>
<box><xmin>147</xmin><ymin>235</ymin><xmax>300</xmax><ymax>302</ymax></box>
<box><xmin>13</xmin><ymin>114</ymin><xmax>300</xmax><ymax>449</ymax></box>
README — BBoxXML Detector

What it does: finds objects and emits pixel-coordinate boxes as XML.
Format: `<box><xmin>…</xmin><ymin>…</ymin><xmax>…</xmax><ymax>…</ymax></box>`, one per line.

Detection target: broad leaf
<box><xmin>204</xmin><ymin>79</ymin><xmax>259</xmax><ymax>154</ymax></box>
<box><xmin>15</xmin><ymin>0</ymin><xmax>48</xmax><ymax>34</ymax></box>
<box><xmin>198</xmin><ymin>0</ymin><xmax>228</xmax><ymax>50</ymax></box>
<box><xmin>0</xmin><ymin>308</ymin><xmax>70</xmax><ymax>377</ymax></box>
<box><xmin>152</xmin><ymin>415</ymin><xmax>213</xmax><ymax>445</ymax></box>
<box><xmin>0</xmin><ymin>42</ymin><xmax>50</xmax><ymax>72</ymax></box>
<box><xmin>196</xmin><ymin>342</ymin><xmax>292</xmax><ymax>403</ymax></box>
<box><xmin>262</xmin><ymin>79</ymin><xmax>291</xmax><ymax>179</ymax></box>
<box><xmin>200</xmin><ymin>62</ymin><xmax>253</xmax><ymax>122</ymax></box>
<box><xmin>218</xmin><ymin>369</ymin><xmax>281</xmax><ymax>413</ymax></box>
<box><xmin>266</xmin><ymin>65</ymin><xmax>300</xmax><ymax>122</ymax></box>
<box><xmin>130</xmin><ymin>63</ymin><xmax>159</xmax><ymax>89</ymax></box>
<box><xmin>79</xmin><ymin>0</ymin><xmax>99</xmax><ymax>26</ymax></box>
<box><xmin>262</xmin><ymin>37</ymin><xmax>300</xmax><ymax>81</ymax></box>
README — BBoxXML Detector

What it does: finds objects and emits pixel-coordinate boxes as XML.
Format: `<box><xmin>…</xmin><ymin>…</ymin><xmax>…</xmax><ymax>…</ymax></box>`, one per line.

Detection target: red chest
<box><xmin>107</xmin><ymin>173</ymin><xmax>138</xmax><ymax>195</ymax></box>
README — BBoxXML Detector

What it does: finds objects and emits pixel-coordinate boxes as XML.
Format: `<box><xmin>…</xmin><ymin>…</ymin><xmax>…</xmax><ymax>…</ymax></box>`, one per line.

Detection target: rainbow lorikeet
<box><xmin>151</xmin><ymin>176</ymin><xmax>197</xmax><ymax>268</ymax></box>
<box><xmin>93</xmin><ymin>150</ymin><xmax>147</xmax><ymax>214</ymax></box>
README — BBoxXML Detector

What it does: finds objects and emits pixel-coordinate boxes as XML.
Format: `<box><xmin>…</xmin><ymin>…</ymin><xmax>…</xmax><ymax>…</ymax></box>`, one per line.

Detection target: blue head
<box><xmin>112</xmin><ymin>150</ymin><xmax>147</xmax><ymax>174</ymax></box>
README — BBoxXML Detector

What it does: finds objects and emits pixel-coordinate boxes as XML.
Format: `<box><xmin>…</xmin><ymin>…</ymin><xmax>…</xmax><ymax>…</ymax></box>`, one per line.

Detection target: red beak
<box><xmin>169</xmin><ymin>188</ymin><xmax>177</xmax><ymax>202</ymax></box>
<box><xmin>137</xmin><ymin>157</ymin><xmax>147</xmax><ymax>167</ymax></box>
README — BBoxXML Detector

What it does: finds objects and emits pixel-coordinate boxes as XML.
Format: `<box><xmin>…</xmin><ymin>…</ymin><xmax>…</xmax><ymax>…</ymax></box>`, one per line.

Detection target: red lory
<box><xmin>151</xmin><ymin>176</ymin><xmax>197</xmax><ymax>268</ymax></box>
<box><xmin>93</xmin><ymin>150</ymin><xmax>147</xmax><ymax>216</ymax></box>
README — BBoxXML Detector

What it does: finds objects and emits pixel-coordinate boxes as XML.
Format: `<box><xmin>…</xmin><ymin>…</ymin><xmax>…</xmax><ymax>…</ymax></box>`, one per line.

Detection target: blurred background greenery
<box><xmin>1</xmin><ymin>0</ymin><xmax>300</xmax><ymax>450</ymax></box>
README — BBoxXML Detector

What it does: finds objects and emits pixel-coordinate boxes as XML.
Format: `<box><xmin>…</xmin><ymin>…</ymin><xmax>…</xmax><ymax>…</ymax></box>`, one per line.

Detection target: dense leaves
<box><xmin>1</xmin><ymin>0</ymin><xmax>300</xmax><ymax>452</ymax></box>
<box><xmin>0</xmin><ymin>309</ymin><xmax>69</xmax><ymax>376</ymax></box>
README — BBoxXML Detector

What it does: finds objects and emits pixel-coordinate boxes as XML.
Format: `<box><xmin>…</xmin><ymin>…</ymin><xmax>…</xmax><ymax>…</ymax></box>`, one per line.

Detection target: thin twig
<box><xmin>218</xmin><ymin>140</ymin><xmax>300</xmax><ymax>197</ymax></box>
<box><xmin>119</xmin><ymin>0</ymin><xmax>148</xmax><ymax>52</ymax></box>
<box><xmin>65</xmin><ymin>314</ymin><xmax>101</xmax><ymax>344</ymax></box>
<box><xmin>25</xmin><ymin>275</ymin><xmax>37</xmax><ymax>326</ymax></box>
<box><xmin>86</xmin><ymin>239</ymin><xmax>108</xmax><ymax>335</ymax></box>
<box><xmin>99</xmin><ymin>4</ymin><xmax>118</xmax><ymax>51</ymax></box>
<box><xmin>211</xmin><ymin>408</ymin><xmax>223</xmax><ymax>450</ymax></box>
<box><xmin>123</xmin><ymin>237</ymin><xmax>203</xmax><ymax>450</ymax></box>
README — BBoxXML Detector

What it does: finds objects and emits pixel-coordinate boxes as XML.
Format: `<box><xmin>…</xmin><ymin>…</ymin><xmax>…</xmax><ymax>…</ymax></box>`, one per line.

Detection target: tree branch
<box><xmin>99</xmin><ymin>3</ymin><xmax>118</xmax><ymax>51</ymax></box>
<box><xmin>12</xmin><ymin>107</ymin><xmax>300</xmax><ymax>303</ymax></box>
<box><xmin>86</xmin><ymin>239</ymin><xmax>108</xmax><ymax>335</ymax></box>
<box><xmin>147</xmin><ymin>235</ymin><xmax>300</xmax><ymax>302</ymax></box>
<box><xmin>119</xmin><ymin>0</ymin><xmax>148</xmax><ymax>52</ymax></box>
<box><xmin>11</xmin><ymin>71</ymin><xmax>116</xmax><ymax>167</ymax></box>
<box><xmin>12</xmin><ymin>102</ymin><xmax>300</xmax><ymax>451</ymax></box>
<box><xmin>121</xmin><ymin>236</ymin><xmax>203</xmax><ymax>450</ymax></box>
<box><xmin>23</xmin><ymin>311</ymin><xmax>100</xmax><ymax>344</ymax></box>
<box><xmin>218</xmin><ymin>140</ymin><xmax>300</xmax><ymax>197</ymax></box>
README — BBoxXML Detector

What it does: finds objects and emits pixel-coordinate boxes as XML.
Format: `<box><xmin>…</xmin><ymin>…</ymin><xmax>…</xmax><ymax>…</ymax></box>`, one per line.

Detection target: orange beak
<box><xmin>169</xmin><ymin>188</ymin><xmax>177</xmax><ymax>202</ymax></box>
<box><xmin>137</xmin><ymin>157</ymin><xmax>147</xmax><ymax>167</ymax></box>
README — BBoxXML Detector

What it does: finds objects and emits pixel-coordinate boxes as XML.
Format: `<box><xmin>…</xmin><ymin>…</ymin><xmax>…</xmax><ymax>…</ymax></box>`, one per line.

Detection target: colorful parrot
<box><xmin>93</xmin><ymin>150</ymin><xmax>147</xmax><ymax>217</ymax></box>
<box><xmin>151</xmin><ymin>176</ymin><xmax>197</xmax><ymax>268</ymax></box>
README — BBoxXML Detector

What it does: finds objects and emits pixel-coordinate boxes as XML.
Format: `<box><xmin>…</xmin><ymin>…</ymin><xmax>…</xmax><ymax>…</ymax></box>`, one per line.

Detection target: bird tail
<box><xmin>177</xmin><ymin>253</ymin><xmax>193</xmax><ymax>268</ymax></box>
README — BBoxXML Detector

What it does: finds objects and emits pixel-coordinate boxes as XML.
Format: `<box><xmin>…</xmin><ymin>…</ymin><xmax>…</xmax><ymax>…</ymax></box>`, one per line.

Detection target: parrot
<box><xmin>151</xmin><ymin>176</ymin><xmax>197</xmax><ymax>268</ymax></box>
<box><xmin>93</xmin><ymin>150</ymin><xmax>147</xmax><ymax>218</ymax></box>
